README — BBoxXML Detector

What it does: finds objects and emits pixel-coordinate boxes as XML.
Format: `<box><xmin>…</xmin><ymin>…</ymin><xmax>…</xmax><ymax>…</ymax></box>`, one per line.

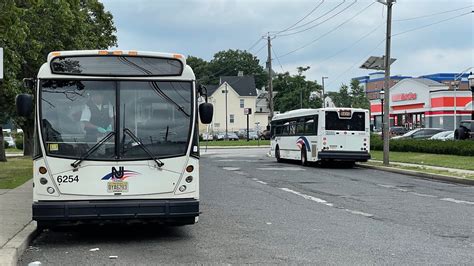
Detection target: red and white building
<box><xmin>370</xmin><ymin>78</ymin><xmax>472</xmax><ymax>130</ymax></box>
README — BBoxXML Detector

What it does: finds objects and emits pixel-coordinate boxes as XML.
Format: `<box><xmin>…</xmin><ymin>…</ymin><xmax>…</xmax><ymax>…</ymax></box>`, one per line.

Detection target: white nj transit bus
<box><xmin>270</xmin><ymin>108</ymin><xmax>370</xmax><ymax>165</ymax></box>
<box><xmin>16</xmin><ymin>50</ymin><xmax>214</xmax><ymax>228</ymax></box>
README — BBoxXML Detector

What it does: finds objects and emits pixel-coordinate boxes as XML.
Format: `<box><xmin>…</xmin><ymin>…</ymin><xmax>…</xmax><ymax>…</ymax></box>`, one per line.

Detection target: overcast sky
<box><xmin>101</xmin><ymin>0</ymin><xmax>473</xmax><ymax>91</ymax></box>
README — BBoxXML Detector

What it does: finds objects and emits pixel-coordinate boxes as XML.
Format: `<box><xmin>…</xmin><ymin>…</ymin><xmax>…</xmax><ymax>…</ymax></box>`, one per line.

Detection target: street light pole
<box><xmin>224</xmin><ymin>83</ymin><xmax>228</xmax><ymax>140</ymax></box>
<box><xmin>380</xmin><ymin>89</ymin><xmax>385</xmax><ymax>139</ymax></box>
<box><xmin>380</xmin><ymin>0</ymin><xmax>394</xmax><ymax>166</ymax></box>
<box><xmin>322</xmin><ymin>76</ymin><xmax>328</xmax><ymax>108</ymax></box>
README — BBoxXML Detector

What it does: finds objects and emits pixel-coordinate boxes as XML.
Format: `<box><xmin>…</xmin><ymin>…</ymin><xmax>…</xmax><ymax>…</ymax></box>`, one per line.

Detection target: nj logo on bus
<box><xmin>101</xmin><ymin>167</ymin><xmax>140</xmax><ymax>181</ymax></box>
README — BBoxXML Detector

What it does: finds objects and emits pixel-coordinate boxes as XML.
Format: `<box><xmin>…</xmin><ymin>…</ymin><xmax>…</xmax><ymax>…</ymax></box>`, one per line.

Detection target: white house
<box><xmin>199</xmin><ymin>75</ymin><xmax>269</xmax><ymax>134</ymax></box>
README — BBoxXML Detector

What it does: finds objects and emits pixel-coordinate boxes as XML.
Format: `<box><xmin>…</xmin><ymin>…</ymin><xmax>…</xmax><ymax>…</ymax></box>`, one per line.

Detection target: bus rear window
<box><xmin>325</xmin><ymin>111</ymin><xmax>365</xmax><ymax>131</ymax></box>
<box><xmin>51</xmin><ymin>56</ymin><xmax>183</xmax><ymax>76</ymax></box>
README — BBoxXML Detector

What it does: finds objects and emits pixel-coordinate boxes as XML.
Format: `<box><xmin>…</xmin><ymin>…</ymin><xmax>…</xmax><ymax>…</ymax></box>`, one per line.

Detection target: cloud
<box><xmin>101</xmin><ymin>0</ymin><xmax>473</xmax><ymax>89</ymax></box>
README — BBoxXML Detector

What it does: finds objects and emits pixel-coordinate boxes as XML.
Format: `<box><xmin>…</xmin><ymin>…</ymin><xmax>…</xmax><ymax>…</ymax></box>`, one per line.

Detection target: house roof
<box><xmin>220</xmin><ymin>76</ymin><xmax>257</xmax><ymax>96</ymax></box>
<box><xmin>204</xmin><ymin>84</ymin><xmax>219</xmax><ymax>96</ymax></box>
<box><xmin>410</xmin><ymin>78</ymin><xmax>445</xmax><ymax>86</ymax></box>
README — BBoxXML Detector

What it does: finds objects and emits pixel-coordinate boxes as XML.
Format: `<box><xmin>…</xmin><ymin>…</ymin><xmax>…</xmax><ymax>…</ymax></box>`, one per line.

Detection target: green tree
<box><xmin>206</xmin><ymin>49</ymin><xmax>267</xmax><ymax>89</ymax></box>
<box><xmin>273</xmin><ymin>67</ymin><xmax>322</xmax><ymax>113</ymax></box>
<box><xmin>0</xmin><ymin>0</ymin><xmax>117</xmax><ymax>158</ymax></box>
<box><xmin>329</xmin><ymin>84</ymin><xmax>352</xmax><ymax>108</ymax></box>
<box><xmin>0</xmin><ymin>0</ymin><xmax>30</xmax><ymax>161</ymax></box>
<box><xmin>187</xmin><ymin>55</ymin><xmax>211</xmax><ymax>84</ymax></box>
<box><xmin>350</xmin><ymin>79</ymin><xmax>370</xmax><ymax>109</ymax></box>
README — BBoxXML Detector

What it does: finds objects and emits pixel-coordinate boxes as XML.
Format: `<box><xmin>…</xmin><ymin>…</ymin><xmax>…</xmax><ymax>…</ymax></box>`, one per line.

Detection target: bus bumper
<box><xmin>318</xmin><ymin>151</ymin><xmax>370</xmax><ymax>162</ymax></box>
<box><xmin>32</xmin><ymin>199</ymin><xmax>199</xmax><ymax>225</ymax></box>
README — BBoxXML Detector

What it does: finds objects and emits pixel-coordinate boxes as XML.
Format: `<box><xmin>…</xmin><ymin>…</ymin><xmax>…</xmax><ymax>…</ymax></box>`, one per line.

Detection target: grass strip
<box><xmin>370</xmin><ymin>150</ymin><xmax>474</xmax><ymax>171</ymax></box>
<box><xmin>0</xmin><ymin>156</ymin><xmax>33</xmax><ymax>189</ymax></box>
<box><xmin>364</xmin><ymin>161</ymin><xmax>474</xmax><ymax>180</ymax></box>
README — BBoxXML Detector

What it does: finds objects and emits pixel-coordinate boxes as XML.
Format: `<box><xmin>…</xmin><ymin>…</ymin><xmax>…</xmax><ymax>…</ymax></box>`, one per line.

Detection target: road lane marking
<box><xmin>222</xmin><ymin>167</ymin><xmax>241</xmax><ymax>171</ymax></box>
<box><xmin>258</xmin><ymin>167</ymin><xmax>304</xmax><ymax>171</ymax></box>
<box><xmin>252</xmin><ymin>178</ymin><xmax>268</xmax><ymax>185</ymax></box>
<box><xmin>344</xmin><ymin>209</ymin><xmax>374</xmax><ymax>217</ymax></box>
<box><xmin>409</xmin><ymin>192</ymin><xmax>437</xmax><ymax>198</ymax></box>
<box><xmin>279</xmin><ymin>188</ymin><xmax>334</xmax><ymax>207</ymax></box>
<box><xmin>440</xmin><ymin>198</ymin><xmax>474</xmax><ymax>205</ymax></box>
<box><xmin>377</xmin><ymin>184</ymin><xmax>438</xmax><ymax>198</ymax></box>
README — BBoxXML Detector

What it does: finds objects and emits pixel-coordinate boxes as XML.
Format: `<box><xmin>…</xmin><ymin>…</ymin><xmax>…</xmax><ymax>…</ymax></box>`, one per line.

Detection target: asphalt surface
<box><xmin>20</xmin><ymin>148</ymin><xmax>474</xmax><ymax>265</ymax></box>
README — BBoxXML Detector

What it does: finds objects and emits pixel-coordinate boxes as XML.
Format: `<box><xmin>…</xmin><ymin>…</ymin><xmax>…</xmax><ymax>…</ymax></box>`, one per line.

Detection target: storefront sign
<box><xmin>392</xmin><ymin>92</ymin><xmax>417</xmax><ymax>102</ymax></box>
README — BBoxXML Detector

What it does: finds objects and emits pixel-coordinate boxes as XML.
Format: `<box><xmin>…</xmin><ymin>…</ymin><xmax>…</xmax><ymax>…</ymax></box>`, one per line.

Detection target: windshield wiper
<box><xmin>123</xmin><ymin>128</ymin><xmax>164</xmax><ymax>168</ymax></box>
<box><xmin>71</xmin><ymin>131</ymin><xmax>115</xmax><ymax>169</ymax></box>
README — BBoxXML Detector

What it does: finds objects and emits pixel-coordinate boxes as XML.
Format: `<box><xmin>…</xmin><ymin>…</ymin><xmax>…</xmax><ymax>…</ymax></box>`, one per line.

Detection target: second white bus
<box><xmin>270</xmin><ymin>108</ymin><xmax>370</xmax><ymax>165</ymax></box>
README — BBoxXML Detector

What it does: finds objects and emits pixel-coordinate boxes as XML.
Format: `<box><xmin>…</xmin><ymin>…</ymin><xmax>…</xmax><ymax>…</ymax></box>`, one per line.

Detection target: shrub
<box><xmin>15</xmin><ymin>137</ymin><xmax>23</xmax><ymax>150</ymax></box>
<box><xmin>370</xmin><ymin>135</ymin><xmax>474</xmax><ymax>156</ymax></box>
<box><xmin>3</xmin><ymin>140</ymin><xmax>8</xmax><ymax>149</ymax></box>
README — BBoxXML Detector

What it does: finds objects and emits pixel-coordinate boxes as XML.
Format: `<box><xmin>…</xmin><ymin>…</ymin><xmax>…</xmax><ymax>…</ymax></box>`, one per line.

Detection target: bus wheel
<box><xmin>275</xmin><ymin>146</ymin><xmax>282</xmax><ymax>163</ymax></box>
<box><xmin>301</xmin><ymin>146</ymin><xmax>307</xmax><ymax>166</ymax></box>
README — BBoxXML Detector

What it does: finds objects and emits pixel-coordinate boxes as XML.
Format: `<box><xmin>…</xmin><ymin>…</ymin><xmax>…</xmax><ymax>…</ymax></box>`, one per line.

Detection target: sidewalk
<box><xmin>0</xmin><ymin>180</ymin><xmax>34</xmax><ymax>265</ymax></box>
<box><xmin>369</xmin><ymin>159</ymin><xmax>474</xmax><ymax>176</ymax></box>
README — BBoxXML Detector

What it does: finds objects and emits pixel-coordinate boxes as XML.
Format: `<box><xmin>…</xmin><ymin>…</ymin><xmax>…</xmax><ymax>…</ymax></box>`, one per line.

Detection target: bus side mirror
<box><xmin>199</xmin><ymin>103</ymin><xmax>213</xmax><ymax>124</ymax></box>
<box><xmin>16</xmin><ymin>94</ymin><xmax>33</xmax><ymax>117</ymax></box>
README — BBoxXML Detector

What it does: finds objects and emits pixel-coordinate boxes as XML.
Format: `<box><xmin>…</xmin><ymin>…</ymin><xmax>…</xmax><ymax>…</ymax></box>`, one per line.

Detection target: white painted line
<box><xmin>218</xmin><ymin>159</ymin><xmax>255</xmax><ymax>162</ymax></box>
<box><xmin>222</xmin><ymin>167</ymin><xmax>240</xmax><ymax>171</ymax></box>
<box><xmin>345</xmin><ymin>209</ymin><xmax>374</xmax><ymax>217</ymax></box>
<box><xmin>258</xmin><ymin>167</ymin><xmax>304</xmax><ymax>171</ymax></box>
<box><xmin>440</xmin><ymin>198</ymin><xmax>474</xmax><ymax>205</ymax></box>
<box><xmin>256</xmin><ymin>180</ymin><xmax>268</xmax><ymax>185</ymax></box>
<box><xmin>408</xmin><ymin>192</ymin><xmax>437</xmax><ymax>198</ymax></box>
<box><xmin>280</xmin><ymin>188</ymin><xmax>334</xmax><ymax>207</ymax></box>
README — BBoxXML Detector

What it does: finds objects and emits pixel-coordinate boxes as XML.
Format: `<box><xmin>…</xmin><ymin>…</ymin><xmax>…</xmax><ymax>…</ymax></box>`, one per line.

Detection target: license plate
<box><xmin>107</xmin><ymin>181</ymin><xmax>128</xmax><ymax>193</ymax></box>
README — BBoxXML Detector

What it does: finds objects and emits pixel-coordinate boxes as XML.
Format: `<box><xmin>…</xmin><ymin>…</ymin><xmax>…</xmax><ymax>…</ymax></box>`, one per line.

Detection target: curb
<box><xmin>0</xmin><ymin>221</ymin><xmax>37</xmax><ymax>266</ymax></box>
<box><xmin>358</xmin><ymin>163</ymin><xmax>474</xmax><ymax>186</ymax></box>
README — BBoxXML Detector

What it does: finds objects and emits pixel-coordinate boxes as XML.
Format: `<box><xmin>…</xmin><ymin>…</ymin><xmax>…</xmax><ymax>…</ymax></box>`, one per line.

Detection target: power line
<box><xmin>325</xmin><ymin>38</ymin><xmax>385</xmax><ymax>90</ymax></box>
<box><xmin>247</xmin><ymin>37</ymin><xmax>264</xmax><ymax>51</ymax></box>
<box><xmin>273</xmin><ymin>0</ymin><xmax>325</xmax><ymax>34</ymax></box>
<box><xmin>394</xmin><ymin>5</ymin><xmax>473</xmax><ymax>22</ymax></box>
<box><xmin>318</xmin><ymin>22</ymin><xmax>384</xmax><ymax>64</ymax></box>
<box><xmin>254</xmin><ymin>42</ymin><xmax>268</xmax><ymax>56</ymax></box>
<box><xmin>279</xmin><ymin>1</ymin><xmax>376</xmax><ymax>58</ymax></box>
<box><xmin>325</xmin><ymin>9</ymin><xmax>473</xmax><ymax>90</ymax></box>
<box><xmin>277</xmin><ymin>0</ymin><xmax>358</xmax><ymax>37</ymax></box>
<box><xmin>392</xmin><ymin>10</ymin><xmax>473</xmax><ymax>37</ymax></box>
<box><xmin>274</xmin><ymin>0</ymin><xmax>346</xmax><ymax>34</ymax></box>
<box><xmin>271</xmin><ymin>46</ymin><xmax>285</xmax><ymax>73</ymax></box>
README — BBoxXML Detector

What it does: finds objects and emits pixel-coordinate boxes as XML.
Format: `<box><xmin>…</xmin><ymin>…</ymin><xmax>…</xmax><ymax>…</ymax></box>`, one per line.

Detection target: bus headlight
<box><xmin>179</xmin><ymin>185</ymin><xmax>187</xmax><ymax>192</ymax></box>
<box><xmin>47</xmin><ymin>187</ymin><xmax>55</xmax><ymax>194</ymax></box>
<box><xmin>40</xmin><ymin>178</ymin><xmax>48</xmax><ymax>185</ymax></box>
<box><xmin>185</xmin><ymin>176</ymin><xmax>193</xmax><ymax>183</ymax></box>
<box><xmin>39</xmin><ymin>166</ymin><xmax>47</xmax><ymax>174</ymax></box>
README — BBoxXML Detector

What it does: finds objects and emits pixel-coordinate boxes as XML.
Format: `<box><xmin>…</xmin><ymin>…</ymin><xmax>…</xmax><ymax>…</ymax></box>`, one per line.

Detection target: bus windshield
<box><xmin>325</xmin><ymin>111</ymin><xmax>365</xmax><ymax>131</ymax></box>
<box><xmin>40</xmin><ymin>80</ymin><xmax>192</xmax><ymax>160</ymax></box>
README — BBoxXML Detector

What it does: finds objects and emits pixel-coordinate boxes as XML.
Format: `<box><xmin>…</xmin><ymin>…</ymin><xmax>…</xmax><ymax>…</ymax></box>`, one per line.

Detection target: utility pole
<box><xmin>267</xmin><ymin>33</ymin><xmax>274</xmax><ymax>121</ymax></box>
<box><xmin>322</xmin><ymin>76</ymin><xmax>328</xmax><ymax>108</ymax></box>
<box><xmin>380</xmin><ymin>0</ymin><xmax>394</xmax><ymax>166</ymax></box>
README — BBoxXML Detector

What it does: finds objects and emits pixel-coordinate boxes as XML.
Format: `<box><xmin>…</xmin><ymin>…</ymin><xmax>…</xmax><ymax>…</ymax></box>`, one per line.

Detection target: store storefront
<box><xmin>370</xmin><ymin>78</ymin><xmax>472</xmax><ymax>130</ymax></box>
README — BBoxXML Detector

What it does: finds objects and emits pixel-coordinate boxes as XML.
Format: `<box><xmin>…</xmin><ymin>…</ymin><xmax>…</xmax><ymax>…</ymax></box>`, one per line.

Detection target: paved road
<box><xmin>20</xmin><ymin>148</ymin><xmax>474</xmax><ymax>265</ymax></box>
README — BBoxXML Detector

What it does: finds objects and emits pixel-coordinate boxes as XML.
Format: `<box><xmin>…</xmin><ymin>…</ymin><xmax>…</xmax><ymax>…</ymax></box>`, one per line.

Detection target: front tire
<box><xmin>275</xmin><ymin>146</ymin><xmax>282</xmax><ymax>163</ymax></box>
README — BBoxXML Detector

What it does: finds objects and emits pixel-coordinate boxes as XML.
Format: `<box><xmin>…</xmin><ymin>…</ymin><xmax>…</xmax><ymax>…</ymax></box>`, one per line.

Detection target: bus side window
<box><xmin>314</xmin><ymin>115</ymin><xmax>318</xmax><ymax>135</ymax></box>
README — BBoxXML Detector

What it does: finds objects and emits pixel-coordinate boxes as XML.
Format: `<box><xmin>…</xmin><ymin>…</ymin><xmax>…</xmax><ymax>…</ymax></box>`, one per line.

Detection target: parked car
<box><xmin>227</xmin><ymin>132</ymin><xmax>239</xmax><ymax>141</ymax></box>
<box><xmin>245</xmin><ymin>131</ymin><xmax>258</xmax><ymax>140</ymax></box>
<box><xmin>392</xmin><ymin>128</ymin><xmax>444</xmax><ymax>140</ymax></box>
<box><xmin>4</xmin><ymin>136</ymin><xmax>15</xmax><ymax>147</ymax></box>
<box><xmin>454</xmin><ymin>120</ymin><xmax>473</xmax><ymax>140</ymax></box>
<box><xmin>215</xmin><ymin>133</ymin><xmax>225</xmax><ymax>141</ymax></box>
<box><xmin>429</xmin><ymin>131</ymin><xmax>453</xmax><ymax>140</ymax></box>
<box><xmin>389</xmin><ymin>126</ymin><xmax>408</xmax><ymax>136</ymax></box>
<box><xmin>443</xmin><ymin>131</ymin><xmax>455</xmax><ymax>141</ymax></box>
<box><xmin>201</xmin><ymin>133</ymin><xmax>213</xmax><ymax>141</ymax></box>
<box><xmin>259</xmin><ymin>130</ymin><xmax>271</xmax><ymax>140</ymax></box>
